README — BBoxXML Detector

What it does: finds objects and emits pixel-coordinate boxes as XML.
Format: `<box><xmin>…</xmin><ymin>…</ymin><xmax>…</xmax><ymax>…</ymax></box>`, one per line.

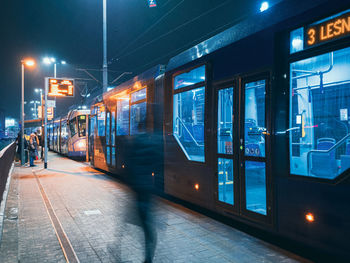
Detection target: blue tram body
<box><xmin>48</xmin><ymin>109</ymin><xmax>90</xmax><ymax>158</ymax></box>
<box><xmin>88</xmin><ymin>0</ymin><xmax>350</xmax><ymax>259</ymax></box>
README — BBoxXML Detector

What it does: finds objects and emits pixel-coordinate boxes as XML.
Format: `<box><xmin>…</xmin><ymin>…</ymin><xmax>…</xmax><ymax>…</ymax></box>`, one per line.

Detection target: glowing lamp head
<box><xmin>260</xmin><ymin>1</ymin><xmax>269</xmax><ymax>12</ymax></box>
<box><xmin>23</xmin><ymin>59</ymin><xmax>35</xmax><ymax>67</ymax></box>
<box><xmin>43</xmin><ymin>57</ymin><xmax>51</xmax><ymax>64</ymax></box>
<box><xmin>305</xmin><ymin>212</ymin><xmax>315</xmax><ymax>222</ymax></box>
<box><xmin>61</xmin><ymin>60</ymin><xmax>66</xmax><ymax>65</ymax></box>
<box><xmin>194</xmin><ymin>184</ymin><xmax>199</xmax><ymax>190</ymax></box>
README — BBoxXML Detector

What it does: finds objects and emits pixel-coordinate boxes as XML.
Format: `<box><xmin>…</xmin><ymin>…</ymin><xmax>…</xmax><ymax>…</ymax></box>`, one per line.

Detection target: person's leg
<box><xmin>137</xmin><ymin>192</ymin><xmax>156</xmax><ymax>263</ymax></box>
<box><xmin>30</xmin><ymin>155</ymin><xmax>34</xmax><ymax>166</ymax></box>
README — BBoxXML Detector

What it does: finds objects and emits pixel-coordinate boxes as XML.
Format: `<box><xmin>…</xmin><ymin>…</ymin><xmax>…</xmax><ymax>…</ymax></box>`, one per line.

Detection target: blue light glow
<box><xmin>260</xmin><ymin>2</ymin><xmax>269</xmax><ymax>12</ymax></box>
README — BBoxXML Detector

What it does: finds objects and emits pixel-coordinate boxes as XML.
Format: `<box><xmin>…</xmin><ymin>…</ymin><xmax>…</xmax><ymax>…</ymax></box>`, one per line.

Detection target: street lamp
<box><xmin>43</xmin><ymin>57</ymin><xmax>66</xmax><ymax>78</ymax></box>
<box><xmin>20</xmin><ymin>58</ymin><xmax>35</xmax><ymax>166</ymax></box>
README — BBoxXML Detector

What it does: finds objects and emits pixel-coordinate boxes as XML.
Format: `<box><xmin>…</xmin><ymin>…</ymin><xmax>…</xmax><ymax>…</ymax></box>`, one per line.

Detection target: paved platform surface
<box><xmin>0</xmin><ymin>152</ymin><xmax>310</xmax><ymax>263</ymax></box>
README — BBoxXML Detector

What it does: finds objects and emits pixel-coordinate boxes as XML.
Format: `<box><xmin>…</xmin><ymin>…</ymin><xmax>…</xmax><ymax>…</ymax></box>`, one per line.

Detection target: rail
<box><xmin>0</xmin><ymin>142</ymin><xmax>16</xmax><ymax>205</ymax></box>
<box><xmin>307</xmin><ymin>133</ymin><xmax>350</xmax><ymax>177</ymax></box>
<box><xmin>175</xmin><ymin>117</ymin><xmax>204</xmax><ymax>147</ymax></box>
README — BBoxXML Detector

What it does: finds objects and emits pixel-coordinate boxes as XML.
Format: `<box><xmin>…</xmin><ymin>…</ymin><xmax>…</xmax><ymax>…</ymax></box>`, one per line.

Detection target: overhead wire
<box><xmin>109</xmin><ymin>0</ymin><xmax>185</xmax><ymax>63</ymax></box>
<box><xmin>109</xmin><ymin>0</ymin><xmax>231</xmax><ymax>65</ymax></box>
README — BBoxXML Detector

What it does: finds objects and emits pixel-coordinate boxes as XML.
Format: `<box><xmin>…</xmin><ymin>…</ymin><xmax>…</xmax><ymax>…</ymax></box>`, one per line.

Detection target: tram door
<box><xmin>216</xmin><ymin>74</ymin><xmax>272</xmax><ymax>224</ymax></box>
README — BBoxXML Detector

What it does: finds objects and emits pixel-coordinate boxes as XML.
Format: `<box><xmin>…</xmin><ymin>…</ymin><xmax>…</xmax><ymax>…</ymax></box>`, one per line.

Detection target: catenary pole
<box><xmin>102</xmin><ymin>0</ymin><xmax>108</xmax><ymax>93</ymax></box>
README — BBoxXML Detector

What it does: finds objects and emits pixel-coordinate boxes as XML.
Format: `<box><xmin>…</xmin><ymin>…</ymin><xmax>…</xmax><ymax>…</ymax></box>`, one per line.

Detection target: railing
<box><xmin>175</xmin><ymin>117</ymin><xmax>204</xmax><ymax>147</ymax></box>
<box><xmin>307</xmin><ymin>133</ymin><xmax>350</xmax><ymax>178</ymax></box>
<box><xmin>0</xmin><ymin>142</ymin><xmax>16</xmax><ymax>205</ymax></box>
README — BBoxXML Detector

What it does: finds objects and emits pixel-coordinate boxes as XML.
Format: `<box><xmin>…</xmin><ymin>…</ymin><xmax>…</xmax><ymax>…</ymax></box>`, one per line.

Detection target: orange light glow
<box><xmin>122</xmin><ymin>164</ymin><xmax>125</xmax><ymax>168</ymax></box>
<box><xmin>305</xmin><ymin>212</ymin><xmax>315</xmax><ymax>222</ymax></box>
<box><xmin>194</xmin><ymin>184</ymin><xmax>199</xmax><ymax>190</ymax></box>
<box><xmin>22</xmin><ymin>59</ymin><xmax>35</xmax><ymax>67</ymax></box>
<box><xmin>152</xmin><ymin>172</ymin><xmax>155</xmax><ymax>177</ymax></box>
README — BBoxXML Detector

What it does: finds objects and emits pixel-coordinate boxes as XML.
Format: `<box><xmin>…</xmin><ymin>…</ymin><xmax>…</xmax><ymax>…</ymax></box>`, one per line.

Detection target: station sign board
<box><xmin>38</xmin><ymin>106</ymin><xmax>54</xmax><ymax>120</ymax></box>
<box><xmin>147</xmin><ymin>0</ymin><xmax>157</xmax><ymax>8</ymax></box>
<box><xmin>48</xmin><ymin>78</ymin><xmax>74</xmax><ymax>97</ymax></box>
<box><xmin>305</xmin><ymin>10</ymin><xmax>350</xmax><ymax>47</ymax></box>
<box><xmin>47</xmin><ymin>100</ymin><xmax>56</xmax><ymax>108</ymax></box>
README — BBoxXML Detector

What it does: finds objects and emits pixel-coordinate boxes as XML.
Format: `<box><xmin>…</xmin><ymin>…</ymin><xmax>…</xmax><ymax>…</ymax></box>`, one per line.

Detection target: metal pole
<box><xmin>102</xmin><ymin>0</ymin><xmax>108</xmax><ymax>93</ymax></box>
<box><xmin>44</xmin><ymin>78</ymin><xmax>48</xmax><ymax>169</ymax></box>
<box><xmin>54</xmin><ymin>63</ymin><xmax>57</xmax><ymax>78</ymax></box>
<box><xmin>21</xmin><ymin>63</ymin><xmax>25</xmax><ymax>166</ymax></box>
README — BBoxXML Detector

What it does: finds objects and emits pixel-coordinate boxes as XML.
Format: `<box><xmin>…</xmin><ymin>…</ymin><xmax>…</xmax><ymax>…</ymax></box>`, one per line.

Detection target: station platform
<box><xmin>0</xmin><ymin>152</ymin><xmax>309</xmax><ymax>263</ymax></box>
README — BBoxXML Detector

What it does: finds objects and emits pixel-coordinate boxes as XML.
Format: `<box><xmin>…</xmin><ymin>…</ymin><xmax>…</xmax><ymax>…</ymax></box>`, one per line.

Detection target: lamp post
<box><xmin>35</xmin><ymin>88</ymin><xmax>43</xmax><ymax>119</ymax></box>
<box><xmin>103</xmin><ymin>0</ymin><xmax>108</xmax><ymax>93</ymax></box>
<box><xmin>20</xmin><ymin>59</ymin><xmax>35</xmax><ymax>166</ymax></box>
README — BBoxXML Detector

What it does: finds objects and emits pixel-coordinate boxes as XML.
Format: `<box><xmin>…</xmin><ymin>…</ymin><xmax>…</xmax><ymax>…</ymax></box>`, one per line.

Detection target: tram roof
<box><xmin>103</xmin><ymin>65</ymin><xmax>163</xmax><ymax>98</ymax></box>
<box><xmin>166</xmin><ymin>0</ymin><xmax>329</xmax><ymax>72</ymax></box>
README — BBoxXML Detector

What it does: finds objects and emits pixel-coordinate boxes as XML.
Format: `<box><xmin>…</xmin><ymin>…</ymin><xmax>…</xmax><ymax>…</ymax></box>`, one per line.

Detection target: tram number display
<box><xmin>305</xmin><ymin>11</ymin><xmax>350</xmax><ymax>47</ymax></box>
<box><xmin>48</xmin><ymin>78</ymin><xmax>74</xmax><ymax>97</ymax></box>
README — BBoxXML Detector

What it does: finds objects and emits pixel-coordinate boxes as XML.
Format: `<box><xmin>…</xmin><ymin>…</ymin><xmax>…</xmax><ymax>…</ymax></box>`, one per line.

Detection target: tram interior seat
<box><xmin>310</xmin><ymin>138</ymin><xmax>337</xmax><ymax>178</ymax></box>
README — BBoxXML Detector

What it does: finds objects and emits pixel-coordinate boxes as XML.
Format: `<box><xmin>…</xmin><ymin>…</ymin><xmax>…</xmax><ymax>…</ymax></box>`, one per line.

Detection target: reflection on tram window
<box><xmin>218</xmin><ymin>158</ymin><xmax>234</xmax><ymax>205</ymax></box>
<box><xmin>130</xmin><ymin>102</ymin><xmax>147</xmax><ymax>135</ymax></box>
<box><xmin>69</xmin><ymin>117</ymin><xmax>77</xmax><ymax>137</ymax></box>
<box><xmin>131</xmin><ymin>88</ymin><xmax>146</xmax><ymax>103</ymax></box>
<box><xmin>290</xmin><ymin>27</ymin><xmax>304</xmax><ymax>54</ymax></box>
<box><xmin>245</xmin><ymin>161</ymin><xmax>266</xmax><ymax>215</ymax></box>
<box><xmin>244</xmin><ymin>80</ymin><xmax>266</xmax><ymax>157</ymax></box>
<box><xmin>218</xmin><ymin>87</ymin><xmax>233</xmax><ymax>154</ymax></box>
<box><xmin>106</xmin><ymin>146</ymin><xmax>110</xmax><ymax>165</ymax></box>
<box><xmin>117</xmin><ymin>99</ymin><xmax>129</xmax><ymax>136</ymax></box>
<box><xmin>112</xmin><ymin>147</ymin><xmax>116</xmax><ymax>166</ymax></box>
<box><xmin>290</xmin><ymin>47</ymin><xmax>350</xmax><ymax>179</ymax></box>
<box><xmin>78</xmin><ymin>115</ymin><xmax>86</xmax><ymax>137</ymax></box>
<box><xmin>173</xmin><ymin>86</ymin><xmax>205</xmax><ymax>162</ymax></box>
<box><xmin>174</xmin><ymin>65</ymin><xmax>205</xmax><ymax>90</ymax></box>
<box><xmin>111</xmin><ymin>111</ymin><xmax>116</xmax><ymax>146</ymax></box>
<box><xmin>106</xmin><ymin>112</ymin><xmax>110</xmax><ymax>143</ymax></box>
<box><xmin>98</xmin><ymin>107</ymin><xmax>105</xmax><ymax>136</ymax></box>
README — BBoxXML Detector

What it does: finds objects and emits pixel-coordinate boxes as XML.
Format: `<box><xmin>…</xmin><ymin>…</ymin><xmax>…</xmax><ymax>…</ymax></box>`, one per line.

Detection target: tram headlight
<box><xmin>75</xmin><ymin>140</ymin><xmax>86</xmax><ymax>150</ymax></box>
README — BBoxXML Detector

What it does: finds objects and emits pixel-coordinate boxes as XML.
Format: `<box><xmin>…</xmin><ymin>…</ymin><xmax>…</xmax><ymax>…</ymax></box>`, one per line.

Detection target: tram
<box><xmin>48</xmin><ymin>109</ymin><xmax>90</xmax><ymax>158</ymax></box>
<box><xmin>89</xmin><ymin>0</ymin><xmax>350</xmax><ymax>259</ymax></box>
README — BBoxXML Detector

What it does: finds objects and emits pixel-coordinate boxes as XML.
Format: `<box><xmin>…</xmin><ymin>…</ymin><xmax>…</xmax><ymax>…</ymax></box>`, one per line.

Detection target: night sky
<box><xmin>1</xmin><ymin>0</ymin><xmax>281</xmax><ymax>119</ymax></box>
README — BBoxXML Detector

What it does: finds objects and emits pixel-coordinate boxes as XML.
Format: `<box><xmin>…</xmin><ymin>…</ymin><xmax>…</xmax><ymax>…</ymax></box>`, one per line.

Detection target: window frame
<box><xmin>172</xmin><ymin>63</ymin><xmax>207</xmax><ymax>163</ymax></box>
<box><xmin>287</xmin><ymin>20</ymin><xmax>350</xmax><ymax>183</ymax></box>
<box><xmin>130</xmin><ymin>88</ymin><xmax>147</xmax><ymax>135</ymax></box>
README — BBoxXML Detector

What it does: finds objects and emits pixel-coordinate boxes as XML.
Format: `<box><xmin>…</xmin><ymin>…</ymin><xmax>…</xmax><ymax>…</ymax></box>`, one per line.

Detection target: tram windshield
<box><xmin>290</xmin><ymin>46</ymin><xmax>350</xmax><ymax>179</ymax></box>
<box><xmin>78</xmin><ymin>115</ymin><xmax>86</xmax><ymax>137</ymax></box>
<box><xmin>69</xmin><ymin>118</ymin><xmax>77</xmax><ymax>137</ymax></box>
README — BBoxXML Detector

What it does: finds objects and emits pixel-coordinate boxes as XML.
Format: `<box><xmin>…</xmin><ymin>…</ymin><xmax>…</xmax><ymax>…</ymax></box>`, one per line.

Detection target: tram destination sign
<box><xmin>305</xmin><ymin>10</ymin><xmax>350</xmax><ymax>47</ymax></box>
<box><xmin>48</xmin><ymin>78</ymin><xmax>74</xmax><ymax>97</ymax></box>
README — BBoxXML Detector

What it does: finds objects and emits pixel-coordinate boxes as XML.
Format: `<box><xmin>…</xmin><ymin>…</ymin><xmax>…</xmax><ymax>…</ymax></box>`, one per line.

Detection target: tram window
<box><xmin>130</xmin><ymin>102</ymin><xmax>147</xmax><ymax>135</ymax></box>
<box><xmin>112</xmin><ymin>147</ymin><xmax>116</xmax><ymax>166</ymax></box>
<box><xmin>69</xmin><ymin>117</ymin><xmax>77</xmax><ymax>137</ymax></box>
<box><xmin>117</xmin><ymin>98</ymin><xmax>130</xmax><ymax>136</ymax></box>
<box><xmin>218</xmin><ymin>88</ymin><xmax>233</xmax><ymax>154</ymax></box>
<box><xmin>111</xmin><ymin>111</ymin><xmax>116</xmax><ymax>146</ymax></box>
<box><xmin>98</xmin><ymin>107</ymin><xmax>106</xmax><ymax>137</ymax></box>
<box><xmin>78</xmin><ymin>115</ymin><xmax>86</xmax><ymax>137</ymax></box>
<box><xmin>245</xmin><ymin>161</ymin><xmax>267</xmax><ymax>215</ymax></box>
<box><xmin>173</xmin><ymin>86</ymin><xmax>205</xmax><ymax>162</ymax></box>
<box><xmin>131</xmin><ymin>88</ymin><xmax>146</xmax><ymax>103</ymax></box>
<box><xmin>106</xmin><ymin>112</ymin><xmax>110</xmax><ymax>144</ymax></box>
<box><xmin>218</xmin><ymin>158</ymin><xmax>234</xmax><ymax>205</ymax></box>
<box><xmin>290</xmin><ymin>27</ymin><xmax>304</xmax><ymax>54</ymax></box>
<box><xmin>106</xmin><ymin>146</ymin><xmax>110</xmax><ymax>165</ymax></box>
<box><xmin>244</xmin><ymin>80</ymin><xmax>266</xmax><ymax>157</ymax></box>
<box><xmin>290</xmin><ymin>47</ymin><xmax>350</xmax><ymax>179</ymax></box>
<box><xmin>174</xmin><ymin>65</ymin><xmax>205</xmax><ymax>90</ymax></box>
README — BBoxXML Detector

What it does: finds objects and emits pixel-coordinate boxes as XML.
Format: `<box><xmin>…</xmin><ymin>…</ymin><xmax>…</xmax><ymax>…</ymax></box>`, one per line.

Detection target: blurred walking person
<box><xmin>125</xmin><ymin>126</ymin><xmax>162</xmax><ymax>263</ymax></box>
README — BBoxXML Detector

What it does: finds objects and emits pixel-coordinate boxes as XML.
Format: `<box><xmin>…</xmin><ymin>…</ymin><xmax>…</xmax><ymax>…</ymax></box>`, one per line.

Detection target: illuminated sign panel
<box><xmin>305</xmin><ymin>10</ymin><xmax>350</xmax><ymax>47</ymax></box>
<box><xmin>48</xmin><ymin>78</ymin><xmax>74</xmax><ymax>97</ymax></box>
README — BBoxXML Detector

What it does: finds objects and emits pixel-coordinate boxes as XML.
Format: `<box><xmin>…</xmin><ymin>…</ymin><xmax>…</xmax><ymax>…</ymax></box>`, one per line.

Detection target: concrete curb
<box><xmin>0</xmin><ymin>163</ymin><xmax>14</xmax><ymax>245</ymax></box>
